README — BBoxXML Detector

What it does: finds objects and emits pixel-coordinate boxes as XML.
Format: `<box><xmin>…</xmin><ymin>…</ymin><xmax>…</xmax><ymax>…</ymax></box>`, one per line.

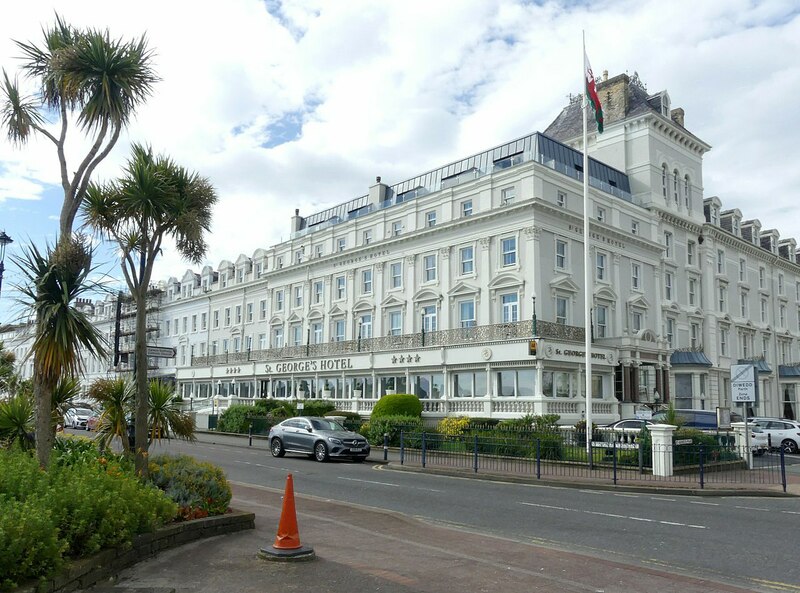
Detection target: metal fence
<box><xmin>398</xmin><ymin>430</ymin><xmax>788</xmax><ymax>492</ymax></box>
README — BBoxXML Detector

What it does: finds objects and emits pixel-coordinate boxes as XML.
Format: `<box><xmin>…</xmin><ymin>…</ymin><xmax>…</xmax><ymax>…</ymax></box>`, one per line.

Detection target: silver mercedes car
<box><xmin>268</xmin><ymin>416</ymin><xmax>370</xmax><ymax>462</ymax></box>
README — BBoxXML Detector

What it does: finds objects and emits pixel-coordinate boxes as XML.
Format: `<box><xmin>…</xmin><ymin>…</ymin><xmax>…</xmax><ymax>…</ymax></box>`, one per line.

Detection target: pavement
<box><xmin>83</xmin><ymin>432</ymin><xmax>800</xmax><ymax>593</ymax></box>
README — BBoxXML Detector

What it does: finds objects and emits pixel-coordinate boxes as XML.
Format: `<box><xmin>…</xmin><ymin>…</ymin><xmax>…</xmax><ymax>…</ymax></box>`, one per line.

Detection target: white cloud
<box><xmin>1</xmin><ymin>0</ymin><xmax>800</xmax><ymax>306</ymax></box>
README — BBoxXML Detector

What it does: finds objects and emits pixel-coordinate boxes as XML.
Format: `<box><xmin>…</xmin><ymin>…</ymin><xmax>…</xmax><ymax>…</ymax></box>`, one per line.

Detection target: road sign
<box><xmin>146</xmin><ymin>346</ymin><xmax>176</xmax><ymax>359</ymax></box>
<box><xmin>730</xmin><ymin>364</ymin><xmax>756</xmax><ymax>403</ymax></box>
<box><xmin>634</xmin><ymin>408</ymin><xmax>652</xmax><ymax>420</ymax></box>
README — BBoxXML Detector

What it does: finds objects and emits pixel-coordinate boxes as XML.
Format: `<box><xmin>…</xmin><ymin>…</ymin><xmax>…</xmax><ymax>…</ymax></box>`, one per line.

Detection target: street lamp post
<box><xmin>0</xmin><ymin>231</ymin><xmax>13</xmax><ymax>297</ymax></box>
<box><xmin>357</xmin><ymin>321</ymin><xmax>362</xmax><ymax>352</ymax></box>
<box><xmin>531</xmin><ymin>295</ymin><xmax>537</xmax><ymax>336</ymax></box>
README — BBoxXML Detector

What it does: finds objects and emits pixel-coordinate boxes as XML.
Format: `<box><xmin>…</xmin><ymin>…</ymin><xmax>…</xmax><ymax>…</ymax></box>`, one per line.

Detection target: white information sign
<box><xmin>730</xmin><ymin>364</ymin><xmax>756</xmax><ymax>403</ymax></box>
<box><xmin>634</xmin><ymin>409</ymin><xmax>653</xmax><ymax>420</ymax></box>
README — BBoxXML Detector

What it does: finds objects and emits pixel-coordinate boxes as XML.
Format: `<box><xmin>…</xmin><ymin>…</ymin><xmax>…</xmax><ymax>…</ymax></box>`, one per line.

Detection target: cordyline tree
<box><xmin>84</xmin><ymin>144</ymin><xmax>217</xmax><ymax>477</ymax></box>
<box><xmin>1</xmin><ymin>15</ymin><xmax>157</xmax><ymax>467</ymax></box>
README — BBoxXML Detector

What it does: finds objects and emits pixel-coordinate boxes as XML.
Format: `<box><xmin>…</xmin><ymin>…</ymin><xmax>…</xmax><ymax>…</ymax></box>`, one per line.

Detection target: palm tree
<box><xmin>50</xmin><ymin>376</ymin><xmax>81</xmax><ymax>429</ymax></box>
<box><xmin>15</xmin><ymin>237</ymin><xmax>107</xmax><ymax>467</ymax></box>
<box><xmin>148</xmin><ymin>380</ymin><xmax>195</xmax><ymax>444</ymax></box>
<box><xmin>88</xmin><ymin>377</ymin><xmax>133</xmax><ymax>454</ymax></box>
<box><xmin>0</xmin><ymin>392</ymin><xmax>34</xmax><ymax>451</ymax></box>
<box><xmin>0</xmin><ymin>341</ymin><xmax>17</xmax><ymax>396</ymax></box>
<box><xmin>2</xmin><ymin>16</ymin><xmax>157</xmax><ymax>468</ymax></box>
<box><xmin>83</xmin><ymin>145</ymin><xmax>216</xmax><ymax>476</ymax></box>
<box><xmin>1</xmin><ymin>15</ymin><xmax>157</xmax><ymax>236</ymax></box>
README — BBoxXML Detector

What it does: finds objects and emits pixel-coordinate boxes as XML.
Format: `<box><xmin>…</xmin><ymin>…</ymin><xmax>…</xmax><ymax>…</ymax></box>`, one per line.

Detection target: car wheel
<box><xmin>270</xmin><ymin>438</ymin><xmax>285</xmax><ymax>458</ymax></box>
<box><xmin>781</xmin><ymin>439</ymin><xmax>799</xmax><ymax>454</ymax></box>
<box><xmin>314</xmin><ymin>441</ymin><xmax>329</xmax><ymax>462</ymax></box>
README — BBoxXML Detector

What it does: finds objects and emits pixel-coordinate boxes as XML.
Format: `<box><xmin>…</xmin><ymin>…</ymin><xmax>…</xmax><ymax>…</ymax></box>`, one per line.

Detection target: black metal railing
<box><xmin>399</xmin><ymin>430</ymin><xmax>787</xmax><ymax>491</ymax></box>
<box><xmin>192</xmin><ymin>319</ymin><xmax>586</xmax><ymax>367</ymax></box>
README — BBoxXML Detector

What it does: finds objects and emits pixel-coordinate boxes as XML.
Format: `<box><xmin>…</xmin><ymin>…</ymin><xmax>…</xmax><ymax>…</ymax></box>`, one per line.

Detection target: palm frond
<box><xmin>0</xmin><ymin>70</ymin><xmax>46</xmax><ymax>145</ymax></box>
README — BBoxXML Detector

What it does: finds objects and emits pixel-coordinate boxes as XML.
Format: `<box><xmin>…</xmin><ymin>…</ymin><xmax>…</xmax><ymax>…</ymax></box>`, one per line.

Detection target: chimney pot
<box><xmin>602</xmin><ymin>70</ymin><xmax>608</xmax><ymax>81</ymax></box>
<box><xmin>376</xmin><ymin>176</ymin><xmax>381</xmax><ymax>183</ymax></box>
<box><xmin>295</xmin><ymin>208</ymin><xmax>299</xmax><ymax>216</ymax></box>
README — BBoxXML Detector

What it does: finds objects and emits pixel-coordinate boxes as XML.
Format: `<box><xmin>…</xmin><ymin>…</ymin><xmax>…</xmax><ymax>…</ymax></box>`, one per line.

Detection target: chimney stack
<box><xmin>670</xmin><ymin>107</ymin><xmax>685</xmax><ymax>127</ymax></box>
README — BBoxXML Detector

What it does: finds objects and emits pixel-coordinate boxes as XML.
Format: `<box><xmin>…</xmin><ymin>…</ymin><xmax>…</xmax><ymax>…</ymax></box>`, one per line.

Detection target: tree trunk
<box><xmin>33</xmin><ymin>354</ymin><xmax>54</xmax><ymax>468</ymax></box>
<box><xmin>133</xmin><ymin>286</ymin><xmax>150</xmax><ymax>478</ymax></box>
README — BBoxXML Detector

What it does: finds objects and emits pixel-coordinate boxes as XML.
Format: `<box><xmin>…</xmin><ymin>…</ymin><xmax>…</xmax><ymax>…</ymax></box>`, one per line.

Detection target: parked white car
<box><xmin>64</xmin><ymin>407</ymin><xmax>93</xmax><ymax>430</ymax></box>
<box><xmin>747</xmin><ymin>418</ymin><xmax>800</xmax><ymax>453</ymax></box>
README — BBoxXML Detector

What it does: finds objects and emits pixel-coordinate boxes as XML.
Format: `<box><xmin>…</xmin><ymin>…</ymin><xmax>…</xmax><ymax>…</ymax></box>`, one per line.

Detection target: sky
<box><xmin>1</xmin><ymin>0</ymin><xmax>799</xmax><ymax>325</ymax></box>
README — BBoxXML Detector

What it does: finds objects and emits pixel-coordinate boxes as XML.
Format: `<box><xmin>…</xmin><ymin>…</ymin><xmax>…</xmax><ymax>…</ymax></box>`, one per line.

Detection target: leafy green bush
<box><xmin>370</xmin><ymin>393</ymin><xmax>422</xmax><ymax>418</ymax></box>
<box><xmin>359</xmin><ymin>415</ymin><xmax>424</xmax><ymax>445</ymax></box>
<box><xmin>0</xmin><ymin>497</ymin><xmax>64</xmax><ymax>589</ymax></box>
<box><xmin>0</xmin><ymin>447</ymin><xmax>176</xmax><ymax>588</ymax></box>
<box><xmin>299</xmin><ymin>400</ymin><xmax>337</xmax><ymax>417</ymax></box>
<box><xmin>436</xmin><ymin>416</ymin><xmax>471</xmax><ymax>436</ymax></box>
<box><xmin>148</xmin><ymin>454</ymin><xmax>232</xmax><ymax>520</ymax></box>
<box><xmin>45</xmin><ymin>461</ymin><xmax>176</xmax><ymax>557</ymax></box>
<box><xmin>217</xmin><ymin>404</ymin><xmax>254</xmax><ymax>433</ymax></box>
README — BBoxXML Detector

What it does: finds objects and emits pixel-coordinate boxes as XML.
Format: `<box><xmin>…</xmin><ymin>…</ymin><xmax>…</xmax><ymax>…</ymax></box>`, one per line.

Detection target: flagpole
<box><xmin>582</xmin><ymin>32</ymin><xmax>593</xmax><ymax>465</ymax></box>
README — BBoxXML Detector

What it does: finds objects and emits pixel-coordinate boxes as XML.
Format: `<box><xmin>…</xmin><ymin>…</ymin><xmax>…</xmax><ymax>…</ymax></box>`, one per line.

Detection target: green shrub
<box><xmin>148</xmin><ymin>454</ymin><xmax>232</xmax><ymax>520</ymax></box>
<box><xmin>436</xmin><ymin>416</ymin><xmax>471</xmax><ymax>436</ymax></box>
<box><xmin>0</xmin><ymin>447</ymin><xmax>176</xmax><ymax>587</ymax></box>
<box><xmin>45</xmin><ymin>461</ymin><xmax>176</xmax><ymax>557</ymax></box>
<box><xmin>370</xmin><ymin>393</ymin><xmax>422</xmax><ymax>418</ymax></box>
<box><xmin>0</xmin><ymin>498</ymin><xmax>64</xmax><ymax>589</ymax></box>
<box><xmin>217</xmin><ymin>404</ymin><xmax>254</xmax><ymax>433</ymax></box>
<box><xmin>299</xmin><ymin>400</ymin><xmax>337</xmax><ymax>417</ymax></box>
<box><xmin>359</xmin><ymin>415</ymin><xmax>424</xmax><ymax>446</ymax></box>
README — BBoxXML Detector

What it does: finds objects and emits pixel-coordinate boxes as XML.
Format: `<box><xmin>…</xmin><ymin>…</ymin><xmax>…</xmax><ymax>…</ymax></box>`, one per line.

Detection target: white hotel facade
<box><xmin>3</xmin><ymin>72</ymin><xmax>800</xmax><ymax>423</ymax></box>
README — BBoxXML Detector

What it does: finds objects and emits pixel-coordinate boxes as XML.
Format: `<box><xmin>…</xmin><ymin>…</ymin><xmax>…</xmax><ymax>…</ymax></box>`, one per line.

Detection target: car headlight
<box><xmin>328</xmin><ymin>437</ymin><xmax>343</xmax><ymax>445</ymax></box>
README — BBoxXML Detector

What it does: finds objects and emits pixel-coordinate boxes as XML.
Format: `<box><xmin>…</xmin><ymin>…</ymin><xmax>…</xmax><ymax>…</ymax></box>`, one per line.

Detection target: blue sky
<box><xmin>1</xmin><ymin>0</ymin><xmax>800</xmax><ymax>324</ymax></box>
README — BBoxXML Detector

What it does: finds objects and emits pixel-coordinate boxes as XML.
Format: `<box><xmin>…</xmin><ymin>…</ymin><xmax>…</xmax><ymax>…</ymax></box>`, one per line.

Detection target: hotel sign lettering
<box><xmin>272</xmin><ymin>358</ymin><xmax>354</xmax><ymax>374</ymax></box>
<box><xmin>555</xmin><ymin>349</ymin><xmax>607</xmax><ymax>361</ymax></box>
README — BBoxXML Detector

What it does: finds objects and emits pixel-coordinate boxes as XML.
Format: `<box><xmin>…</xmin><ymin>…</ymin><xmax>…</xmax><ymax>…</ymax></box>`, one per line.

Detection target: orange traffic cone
<box><xmin>259</xmin><ymin>474</ymin><xmax>315</xmax><ymax>562</ymax></box>
<box><xmin>273</xmin><ymin>473</ymin><xmax>302</xmax><ymax>549</ymax></box>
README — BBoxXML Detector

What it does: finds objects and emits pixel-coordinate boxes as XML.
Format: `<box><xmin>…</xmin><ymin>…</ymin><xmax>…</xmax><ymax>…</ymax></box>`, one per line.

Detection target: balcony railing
<box><xmin>191</xmin><ymin>319</ymin><xmax>586</xmax><ymax>367</ymax></box>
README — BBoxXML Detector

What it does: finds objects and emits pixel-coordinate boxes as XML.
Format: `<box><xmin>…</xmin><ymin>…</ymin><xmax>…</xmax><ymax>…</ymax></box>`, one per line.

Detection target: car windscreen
<box><xmin>73</xmin><ymin>408</ymin><xmax>93</xmax><ymax>416</ymax></box>
<box><xmin>310</xmin><ymin>419</ymin><xmax>345</xmax><ymax>431</ymax></box>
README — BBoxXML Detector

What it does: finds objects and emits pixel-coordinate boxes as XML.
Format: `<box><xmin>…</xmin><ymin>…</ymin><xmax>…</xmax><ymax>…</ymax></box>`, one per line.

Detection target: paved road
<box><xmin>144</xmin><ymin>434</ymin><xmax>800</xmax><ymax>592</ymax></box>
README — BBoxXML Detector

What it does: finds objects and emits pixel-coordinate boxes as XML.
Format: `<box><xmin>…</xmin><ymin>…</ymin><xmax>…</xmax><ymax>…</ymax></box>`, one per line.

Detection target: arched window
<box><xmin>673</xmin><ymin>169</ymin><xmax>679</xmax><ymax>205</ymax></box>
<box><xmin>684</xmin><ymin>175</ymin><xmax>691</xmax><ymax>210</ymax></box>
<box><xmin>661</xmin><ymin>164</ymin><xmax>668</xmax><ymax>198</ymax></box>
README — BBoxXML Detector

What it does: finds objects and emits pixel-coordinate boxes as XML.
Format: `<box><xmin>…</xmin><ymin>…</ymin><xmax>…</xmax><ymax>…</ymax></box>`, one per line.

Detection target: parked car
<box><xmin>268</xmin><ymin>416</ymin><xmax>370</xmax><ymax>462</ymax></box>
<box><xmin>651</xmin><ymin>409</ymin><xmax>743</xmax><ymax>429</ymax></box>
<box><xmin>64</xmin><ymin>407</ymin><xmax>94</xmax><ymax>430</ymax></box>
<box><xmin>747</xmin><ymin>417</ymin><xmax>800</xmax><ymax>453</ymax></box>
<box><xmin>600</xmin><ymin>418</ymin><xmax>653</xmax><ymax>444</ymax></box>
<box><xmin>747</xmin><ymin>426</ymin><xmax>769</xmax><ymax>455</ymax></box>
<box><xmin>86</xmin><ymin>413</ymin><xmax>100</xmax><ymax>431</ymax></box>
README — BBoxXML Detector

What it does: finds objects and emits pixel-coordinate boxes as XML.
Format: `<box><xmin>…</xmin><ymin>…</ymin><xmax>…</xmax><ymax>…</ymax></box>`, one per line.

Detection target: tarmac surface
<box><xmin>85</xmin><ymin>433</ymin><xmax>800</xmax><ymax>593</ymax></box>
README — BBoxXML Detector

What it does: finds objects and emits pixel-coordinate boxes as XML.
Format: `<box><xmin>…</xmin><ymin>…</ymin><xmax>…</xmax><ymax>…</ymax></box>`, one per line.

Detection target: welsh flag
<box><xmin>584</xmin><ymin>51</ymin><xmax>604</xmax><ymax>133</ymax></box>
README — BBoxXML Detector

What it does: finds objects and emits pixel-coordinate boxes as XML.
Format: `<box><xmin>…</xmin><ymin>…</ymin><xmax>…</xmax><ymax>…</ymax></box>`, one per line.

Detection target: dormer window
<box><xmin>732</xmin><ymin>218</ymin><xmax>740</xmax><ymax>237</ymax></box>
<box><xmin>711</xmin><ymin>207</ymin><xmax>719</xmax><ymax>226</ymax></box>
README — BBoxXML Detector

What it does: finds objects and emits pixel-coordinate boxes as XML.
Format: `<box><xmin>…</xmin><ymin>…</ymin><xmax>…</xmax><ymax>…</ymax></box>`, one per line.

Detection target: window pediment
<box><xmin>353</xmin><ymin>299</ymin><xmax>373</xmax><ymax>313</ymax></box>
<box><xmin>489</xmin><ymin>272</ymin><xmax>522</xmax><ymax>290</ymax></box>
<box><xmin>413</xmin><ymin>288</ymin><xmax>441</xmax><ymax>303</ymax></box>
<box><xmin>627</xmin><ymin>293</ymin><xmax>650</xmax><ymax>309</ymax></box>
<box><xmin>307</xmin><ymin>308</ymin><xmax>323</xmax><ymax>320</ymax></box>
<box><xmin>594</xmin><ymin>285</ymin><xmax>617</xmax><ymax>302</ymax></box>
<box><xmin>381</xmin><ymin>294</ymin><xmax>406</xmax><ymax>308</ymax></box>
<box><xmin>286</xmin><ymin>312</ymin><xmax>302</xmax><ymax>323</ymax></box>
<box><xmin>549</xmin><ymin>274</ymin><xmax>579</xmax><ymax>293</ymax></box>
<box><xmin>448</xmin><ymin>281</ymin><xmax>480</xmax><ymax>298</ymax></box>
<box><xmin>328</xmin><ymin>304</ymin><xmax>345</xmax><ymax>317</ymax></box>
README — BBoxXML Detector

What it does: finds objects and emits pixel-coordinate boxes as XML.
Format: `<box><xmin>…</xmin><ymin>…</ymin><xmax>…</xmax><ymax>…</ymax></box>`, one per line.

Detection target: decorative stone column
<box><xmin>649</xmin><ymin>424</ymin><xmax>676</xmax><ymax>477</ymax></box>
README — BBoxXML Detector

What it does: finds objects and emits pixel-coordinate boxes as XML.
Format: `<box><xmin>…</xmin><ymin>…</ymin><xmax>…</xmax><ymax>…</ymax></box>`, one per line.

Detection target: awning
<box><xmin>737</xmin><ymin>359</ymin><xmax>772</xmax><ymax>374</ymax></box>
<box><xmin>779</xmin><ymin>365</ymin><xmax>800</xmax><ymax>378</ymax></box>
<box><xmin>670</xmin><ymin>350</ymin><xmax>712</xmax><ymax>367</ymax></box>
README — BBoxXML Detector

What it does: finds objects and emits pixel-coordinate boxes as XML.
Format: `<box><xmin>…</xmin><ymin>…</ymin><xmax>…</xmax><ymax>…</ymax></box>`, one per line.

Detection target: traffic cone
<box><xmin>274</xmin><ymin>473</ymin><xmax>302</xmax><ymax>549</ymax></box>
<box><xmin>259</xmin><ymin>474</ymin><xmax>315</xmax><ymax>562</ymax></box>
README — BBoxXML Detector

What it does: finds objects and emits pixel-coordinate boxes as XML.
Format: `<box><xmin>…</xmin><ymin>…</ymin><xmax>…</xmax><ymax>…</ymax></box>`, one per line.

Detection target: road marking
<box><xmin>750</xmin><ymin>578</ymin><xmax>800</xmax><ymax>592</ymax></box>
<box><xmin>734</xmin><ymin>505</ymin><xmax>770</xmax><ymax>511</ymax></box>
<box><xmin>650</xmin><ymin>497</ymin><xmax>676</xmax><ymax>502</ymax></box>
<box><xmin>579</xmin><ymin>490</ymin><xmax>604</xmax><ymax>495</ymax></box>
<box><xmin>689</xmin><ymin>501</ymin><xmax>718</xmax><ymax>506</ymax></box>
<box><xmin>339</xmin><ymin>476</ymin><xmax>443</xmax><ymax>492</ymax></box>
<box><xmin>613</xmin><ymin>493</ymin><xmax>639</xmax><ymax>498</ymax></box>
<box><xmin>780</xmin><ymin>510</ymin><xmax>800</xmax><ymax>515</ymax></box>
<box><xmin>519</xmin><ymin>502</ymin><xmax>706</xmax><ymax>529</ymax></box>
